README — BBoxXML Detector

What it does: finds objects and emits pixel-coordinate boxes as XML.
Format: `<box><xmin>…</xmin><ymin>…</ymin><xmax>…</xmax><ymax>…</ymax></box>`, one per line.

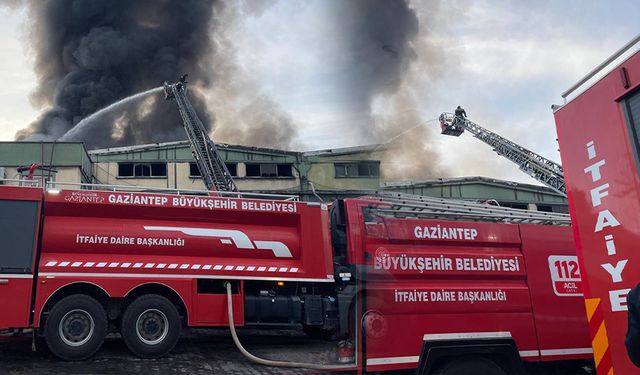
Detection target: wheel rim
<box><xmin>362</xmin><ymin>310</ymin><xmax>388</xmax><ymax>339</ymax></box>
<box><xmin>59</xmin><ymin>309</ymin><xmax>95</xmax><ymax>347</ymax></box>
<box><xmin>136</xmin><ymin>309</ymin><xmax>169</xmax><ymax>345</ymax></box>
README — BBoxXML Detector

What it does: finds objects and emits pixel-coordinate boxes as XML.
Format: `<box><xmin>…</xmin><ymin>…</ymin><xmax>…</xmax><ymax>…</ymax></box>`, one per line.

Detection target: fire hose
<box><xmin>224</xmin><ymin>281</ymin><xmax>354</xmax><ymax>370</ymax></box>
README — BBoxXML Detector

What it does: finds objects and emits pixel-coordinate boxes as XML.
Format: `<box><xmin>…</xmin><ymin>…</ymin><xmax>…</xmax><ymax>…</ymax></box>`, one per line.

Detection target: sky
<box><xmin>0</xmin><ymin>0</ymin><xmax>638</xmax><ymax>185</ymax></box>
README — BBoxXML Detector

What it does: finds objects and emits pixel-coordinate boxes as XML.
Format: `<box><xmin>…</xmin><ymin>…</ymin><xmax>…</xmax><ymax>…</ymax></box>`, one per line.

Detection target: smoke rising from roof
<box><xmin>335</xmin><ymin>0</ymin><xmax>419</xmax><ymax>125</ymax></box>
<box><xmin>9</xmin><ymin>0</ymin><xmax>453</xmax><ymax>178</ymax></box>
<box><xmin>201</xmin><ymin>1</ymin><xmax>299</xmax><ymax>150</ymax></box>
<box><xmin>332</xmin><ymin>0</ymin><xmax>449</xmax><ymax>180</ymax></box>
<box><xmin>9</xmin><ymin>0</ymin><xmax>299</xmax><ymax>151</ymax></box>
<box><xmin>10</xmin><ymin>0</ymin><xmax>216</xmax><ymax>149</ymax></box>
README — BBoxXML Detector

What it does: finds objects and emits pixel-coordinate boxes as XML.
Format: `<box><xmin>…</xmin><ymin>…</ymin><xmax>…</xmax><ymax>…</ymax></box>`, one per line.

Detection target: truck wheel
<box><xmin>435</xmin><ymin>356</ymin><xmax>506</xmax><ymax>375</ymax></box>
<box><xmin>121</xmin><ymin>294</ymin><xmax>181</xmax><ymax>358</ymax></box>
<box><xmin>44</xmin><ymin>294</ymin><xmax>107</xmax><ymax>361</ymax></box>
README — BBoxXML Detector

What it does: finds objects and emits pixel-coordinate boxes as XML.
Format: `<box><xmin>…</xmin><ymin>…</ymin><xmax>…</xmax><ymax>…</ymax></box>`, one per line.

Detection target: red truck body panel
<box><xmin>39</xmin><ymin>190</ymin><xmax>333</xmax><ymax>280</ymax></box>
<box><xmin>520</xmin><ymin>225</ymin><xmax>592</xmax><ymax>361</ymax></box>
<box><xmin>554</xmin><ymin>47</ymin><xmax>640</xmax><ymax>373</ymax></box>
<box><xmin>33</xmin><ymin>190</ymin><xmax>333</xmax><ymax>327</ymax></box>
<box><xmin>343</xmin><ymin>198</ymin><xmax>591</xmax><ymax>371</ymax></box>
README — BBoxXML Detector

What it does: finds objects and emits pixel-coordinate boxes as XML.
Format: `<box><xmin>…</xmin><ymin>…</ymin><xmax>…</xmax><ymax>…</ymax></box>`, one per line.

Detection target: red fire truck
<box><xmin>554</xmin><ymin>35</ymin><xmax>640</xmax><ymax>374</ymax></box>
<box><xmin>0</xmin><ymin>182</ymin><xmax>593</xmax><ymax>373</ymax></box>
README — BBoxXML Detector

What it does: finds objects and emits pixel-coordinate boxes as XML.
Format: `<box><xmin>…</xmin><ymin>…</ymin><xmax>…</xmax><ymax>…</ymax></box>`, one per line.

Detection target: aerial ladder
<box><xmin>164</xmin><ymin>76</ymin><xmax>239</xmax><ymax>193</ymax></box>
<box><xmin>369</xmin><ymin>190</ymin><xmax>571</xmax><ymax>225</ymax></box>
<box><xmin>438</xmin><ymin>112</ymin><xmax>566</xmax><ymax>196</ymax></box>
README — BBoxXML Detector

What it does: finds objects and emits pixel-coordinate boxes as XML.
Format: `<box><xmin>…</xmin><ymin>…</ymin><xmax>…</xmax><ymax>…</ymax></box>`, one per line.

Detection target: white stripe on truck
<box><xmin>43</xmin><ymin>261</ymin><xmax>296</xmax><ymax>273</ymax></box>
<box><xmin>366</xmin><ymin>356</ymin><xmax>419</xmax><ymax>366</ymax></box>
<box><xmin>423</xmin><ymin>332</ymin><xmax>513</xmax><ymax>341</ymax></box>
<box><xmin>38</xmin><ymin>272</ymin><xmax>333</xmax><ymax>283</ymax></box>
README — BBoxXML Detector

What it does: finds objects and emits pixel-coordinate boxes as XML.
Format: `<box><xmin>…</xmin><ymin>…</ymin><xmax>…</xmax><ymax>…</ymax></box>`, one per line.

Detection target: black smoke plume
<box><xmin>336</xmin><ymin>0</ymin><xmax>419</xmax><ymax>133</ymax></box>
<box><xmin>13</xmin><ymin>0</ymin><xmax>217</xmax><ymax>149</ymax></box>
<box><xmin>333</xmin><ymin>0</ymin><xmax>447</xmax><ymax>180</ymax></box>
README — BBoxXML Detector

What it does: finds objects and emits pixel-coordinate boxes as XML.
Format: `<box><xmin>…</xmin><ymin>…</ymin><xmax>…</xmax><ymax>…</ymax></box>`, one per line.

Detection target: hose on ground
<box><xmin>224</xmin><ymin>281</ymin><xmax>354</xmax><ymax>370</ymax></box>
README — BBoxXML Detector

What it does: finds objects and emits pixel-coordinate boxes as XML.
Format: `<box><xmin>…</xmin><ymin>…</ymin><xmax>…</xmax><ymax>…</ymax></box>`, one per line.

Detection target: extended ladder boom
<box><xmin>164</xmin><ymin>78</ymin><xmax>238</xmax><ymax>193</ymax></box>
<box><xmin>439</xmin><ymin>112</ymin><xmax>566</xmax><ymax>196</ymax></box>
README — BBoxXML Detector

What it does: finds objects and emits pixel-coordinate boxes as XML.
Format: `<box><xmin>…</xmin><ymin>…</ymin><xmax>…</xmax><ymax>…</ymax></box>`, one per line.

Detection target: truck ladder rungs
<box><xmin>368</xmin><ymin>191</ymin><xmax>571</xmax><ymax>226</ymax></box>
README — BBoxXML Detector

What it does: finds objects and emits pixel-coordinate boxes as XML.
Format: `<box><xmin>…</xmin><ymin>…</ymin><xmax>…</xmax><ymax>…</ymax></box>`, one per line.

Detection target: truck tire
<box><xmin>44</xmin><ymin>294</ymin><xmax>108</xmax><ymax>361</ymax></box>
<box><xmin>121</xmin><ymin>294</ymin><xmax>181</xmax><ymax>358</ymax></box>
<box><xmin>435</xmin><ymin>356</ymin><xmax>506</xmax><ymax>375</ymax></box>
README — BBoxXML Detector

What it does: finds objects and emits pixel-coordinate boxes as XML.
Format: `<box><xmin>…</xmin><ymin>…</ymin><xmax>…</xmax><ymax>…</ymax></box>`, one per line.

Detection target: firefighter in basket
<box><xmin>454</xmin><ymin>105</ymin><xmax>467</xmax><ymax>127</ymax></box>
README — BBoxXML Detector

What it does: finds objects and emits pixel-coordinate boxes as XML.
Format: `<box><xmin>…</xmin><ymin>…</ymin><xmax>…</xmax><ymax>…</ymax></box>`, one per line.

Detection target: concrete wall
<box><xmin>307</xmin><ymin>151</ymin><xmax>384</xmax><ymax>190</ymax></box>
<box><xmin>2</xmin><ymin>167</ymin><xmax>19</xmax><ymax>181</ymax></box>
<box><xmin>0</xmin><ymin>166</ymin><xmax>82</xmax><ymax>187</ymax></box>
<box><xmin>307</xmin><ymin>162</ymin><xmax>379</xmax><ymax>190</ymax></box>
<box><xmin>235</xmin><ymin>177</ymin><xmax>299</xmax><ymax>191</ymax></box>
<box><xmin>174</xmin><ymin>163</ymin><xmax>206</xmax><ymax>190</ymax></box>
<box><xmin>0</xmin><ymin>142</ymin><xmax>92</xmax><ymax>182</ymax></box>
<box><xmin>55</xmin><ymin>168</ymin><xmax>83</xmax><ymax>186</ymax></box>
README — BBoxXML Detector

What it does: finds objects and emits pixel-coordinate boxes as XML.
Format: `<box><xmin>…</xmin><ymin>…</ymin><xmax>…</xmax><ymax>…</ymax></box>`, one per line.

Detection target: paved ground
<box><xmin>0</xmin><ymin>328</ymin><xmax>595</xmax><ymax>375</ymax></box>
<box><xmin>0</xmin><ymin>329</ymin><xmax>356</xmax><ymax>375</ymax></box>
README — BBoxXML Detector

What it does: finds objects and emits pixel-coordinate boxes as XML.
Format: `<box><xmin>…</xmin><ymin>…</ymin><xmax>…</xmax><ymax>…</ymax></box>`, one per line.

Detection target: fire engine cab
<box><xmin>554</xmin><ymin>34</ymin><xmax>640</xmax><ymax>374</ymax></box>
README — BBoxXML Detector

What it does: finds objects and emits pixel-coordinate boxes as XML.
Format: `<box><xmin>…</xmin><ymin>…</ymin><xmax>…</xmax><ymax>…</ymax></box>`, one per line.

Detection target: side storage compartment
<box><xmin>520</xmin><ymin>225</ymin><xmax>592</xmax><ymax>362</ymax></box>
<box><xmin>194</xmin><ymin>280</ymin><xmax>244</xmax><ymax>326</ymax></box>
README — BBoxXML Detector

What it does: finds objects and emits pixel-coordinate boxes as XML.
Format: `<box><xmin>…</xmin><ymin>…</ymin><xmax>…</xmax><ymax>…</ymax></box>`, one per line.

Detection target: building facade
<box><xmin>0</xmin><ymin>141</ymin><xmax>567</xmax><ymax>211</ymax></box>
<box><xmin>0</xmin><ymin>142</ymin><xmax>92</xmax><ymax>186</ymax></box>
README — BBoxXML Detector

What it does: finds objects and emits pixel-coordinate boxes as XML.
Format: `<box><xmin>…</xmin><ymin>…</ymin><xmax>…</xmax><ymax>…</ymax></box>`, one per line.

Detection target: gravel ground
<box><xmin>0</xmin><ymin>329</ymin><xmax>356</xmax><ymax>375</ymax></box>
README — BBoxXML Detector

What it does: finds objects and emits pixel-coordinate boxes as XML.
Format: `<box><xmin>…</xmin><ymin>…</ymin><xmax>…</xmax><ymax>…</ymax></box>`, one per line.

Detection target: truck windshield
<box><xmin>623</xmin><ymin>89</ymin><xmax>640</xmax><ymax>174</ymax></box>
<box><xmin>0</xmin><ymin>200</ymin><xmax>38</xmax><ymax>273</ymax></box>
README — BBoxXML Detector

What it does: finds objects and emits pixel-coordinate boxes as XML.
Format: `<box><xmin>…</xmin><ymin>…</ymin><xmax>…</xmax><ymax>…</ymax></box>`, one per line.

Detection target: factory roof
<box><xmin>90</xmin><ymin>140</ymin><xmax>386</xmax><ymax>159</ymax></box>
<box><xmin>303</xmin><ymin>144</ymin><xmax>386</xmax><ymax>157</ymax></box>
<box><xmin>383</xmin><ymin>176</ymin><xmax>563</xmax><ymax>196</ymax></box>
<box><xmin>89</xmin><ymin>140</ymin><xmax>299</xmax><ymax>157</ymax></box>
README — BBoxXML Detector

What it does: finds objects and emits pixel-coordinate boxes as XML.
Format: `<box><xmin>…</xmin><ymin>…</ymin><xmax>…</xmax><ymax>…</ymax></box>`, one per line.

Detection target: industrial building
<box><xmin>0</xmin><ymin>141</ymin><xmax>567</xmax><ymax>212</ymax></box>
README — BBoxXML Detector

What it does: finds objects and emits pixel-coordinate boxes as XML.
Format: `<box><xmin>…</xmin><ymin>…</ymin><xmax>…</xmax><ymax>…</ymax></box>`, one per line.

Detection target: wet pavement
<box><xmin>0</xmin><ymin>329</ymin><xmax>353</xmax><ymax>375</ymax></box>
<box><xmin>0</xmin><ymin>328</ymin><xmax>595</xmax><ymax>375</ymax></box>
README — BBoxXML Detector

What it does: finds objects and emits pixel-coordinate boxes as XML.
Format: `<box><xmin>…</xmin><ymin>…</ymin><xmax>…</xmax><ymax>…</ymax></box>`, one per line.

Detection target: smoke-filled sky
<box><xmin>0</xmin><ymin>0</ymin><xmax>638</xmax><ymax>184</ymax></box>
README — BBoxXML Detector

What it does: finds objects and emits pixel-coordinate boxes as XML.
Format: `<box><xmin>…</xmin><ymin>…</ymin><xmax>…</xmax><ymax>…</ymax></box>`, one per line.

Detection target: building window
<box><xmin>497</xmin><ymin>202</ymin><xmax>528</xmax><ymax>210</ymax></box>
<box><xmin>245</xmin><ymin>163</ymin><xmax>293</xmax><ymax>178</ymax></box>
<box><xmin>189</xmin><ymin>162</ymin><xmax>237</xmax><ymax>177</ymax></box>
<box><xmin>118</xmin><ymin>162</ymin><xmax>167</xmax><ymax>178</ymax></box>
<box><xmin>623</xmin><ymin>89</ymin><xmax>640</xmax><ymax>175</ymax></box>
<box><xmin>259</xmin><ymin>164</ymin><xmax>277</xmax><ymax>177</ymax></box>
<box><xmin>537</xmin><ymin>205</ymin><xmax>553</xmax><ymax>212</ymax></box>
<box><xmin>227</xmin><ymin>163</ymin><xmax>238</xmax><ymax>177</ymax></box>
<box><xmin>0</xmin><ymin>200</ymin><xmax>38</xmax><ymax>273</ymax></box>
<box><xmin>334</xmin><ymin>162</ymin><xmax>380</xmax><ymax>178</ymax></box>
